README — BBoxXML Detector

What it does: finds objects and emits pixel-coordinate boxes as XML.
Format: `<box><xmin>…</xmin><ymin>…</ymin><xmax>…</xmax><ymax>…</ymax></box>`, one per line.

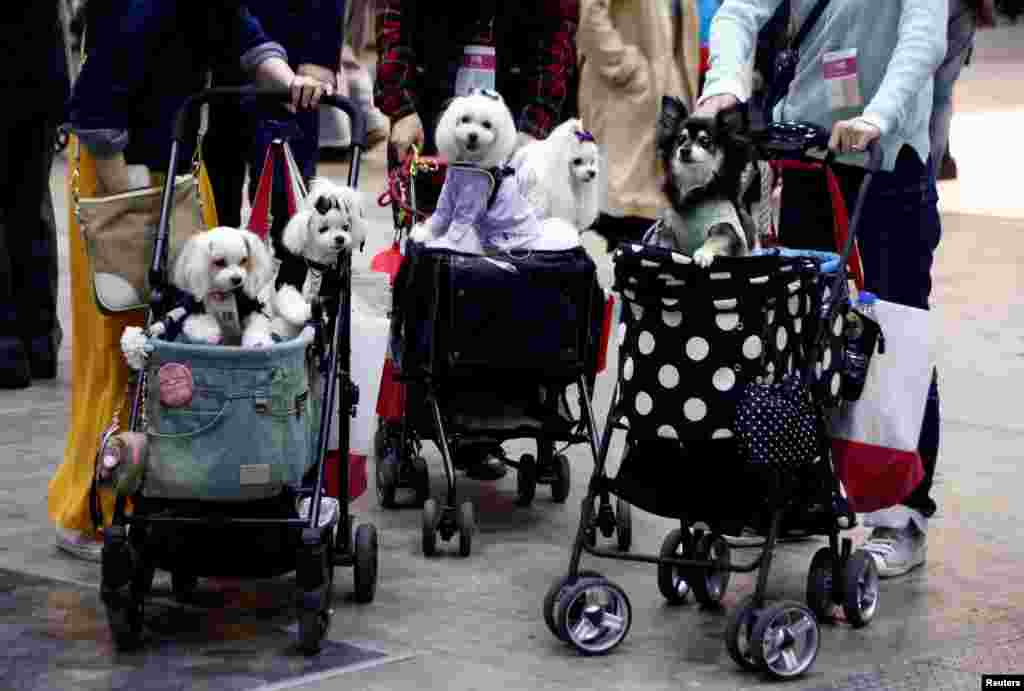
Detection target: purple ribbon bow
<box><xmin>575</xmin><ymin>129</ymin><xmax>596</xmax><ymax>143</ymax></box>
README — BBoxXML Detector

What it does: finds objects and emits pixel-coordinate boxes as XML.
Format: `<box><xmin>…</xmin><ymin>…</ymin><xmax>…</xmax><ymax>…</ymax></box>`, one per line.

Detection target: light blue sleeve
<box><xmin>700</xmin><ymin>0</ymin><xmax>784</xmax><ymax>103</ymax></box>
<box><xmin>859</xmin><ymin>0</ymin><xmax>948</xmax><ymax>137</ymax></box>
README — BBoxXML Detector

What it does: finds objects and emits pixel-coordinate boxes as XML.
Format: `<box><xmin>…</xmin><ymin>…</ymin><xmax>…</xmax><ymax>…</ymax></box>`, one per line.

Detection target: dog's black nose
<box><xmin>468</xmin><ymin>132</ymin><xmax>478</xmax><ymax>143</ymax></box>
<box><xmin>334</xmin><ymin>236</ymin><xmax>345</xmax><ymax>247</ymax></box>
<box><xmin>231</xmin><ymin>276</ymin><xmax>242</xmax><ymax>286</ymax></box>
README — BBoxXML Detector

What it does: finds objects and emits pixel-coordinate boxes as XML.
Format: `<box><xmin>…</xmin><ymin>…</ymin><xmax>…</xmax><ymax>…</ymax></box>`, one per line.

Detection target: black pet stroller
<box><xmin>543</xmin><ymin>124</ymin><xmax>884</xmax><ymax>680</ymax></box>
<box><xmin>372</xmin><ymin>149</ymin><xmax>612</xmax><ymax>557</ymax></box>
<box><xmin>99</xmin><ymin>89</ymin><xmax>377</xmax><ymax>655</ymax></box>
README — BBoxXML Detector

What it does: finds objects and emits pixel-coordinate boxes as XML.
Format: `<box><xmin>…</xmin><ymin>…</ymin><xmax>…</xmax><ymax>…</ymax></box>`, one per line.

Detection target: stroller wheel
<box><xmin>422</xmin><ymin>499</ymin><xmax>440</xmax><ymax>557</ymax></box>
<box><xmin>298</xmin><ymin>609</ymin><xmax>330</xmax><ymax>656</ymax></box>
<box><xmin>352</xmin><ymin>524</ymin><xmax>378</xmax><ymax>604</ymax></box>
<box><xmin>105</xmin><ymin>595</ymin><xmax>144</xmax><ymax>651</ymax></box>
<box><xmin>555</xmin><ymin>577</ymin><xmax>632</xmax><ymax>656</ymax></box>
<box><xmin>456</xmin><ymin>501</ymin><xmax>475</xmax><ymax>558</ymax></box>
<box><xmin>171</xmin><ymin>572</ymin><xmax>198</xmax><ymax>602</ymax></box>
<box><xmin>412</xmin><ymin>455</ymin><xmax>430</xmax><ymax>507</ymax></box>
<box><xmin>750</xmin><ymin>601</ymin><xmax>820</xmax><ymax>679</ymax></box>
<box><xmin>805</xmin><ymin>547</ymin><xmax>836</xmax><ymax>622</ymax></box>
<box><xmin>542</xmin><ymin>569</ymin><xmax>603</xmax><ymax>640</ymax></box>
<box><xmin>615</xmin><ymin>497</ymin><xmax>632</xmax><ymax>551</ymax></box>
<box><xmin>516</xmin><ymin>454</ymin><xmax>537</xmax><ymax>506</ymax></box>
<box><xmin>656</xmin><ymin>528</ymin><xmax>691</xmax><ymax>605</ymax></box>
<box><xmin>690</xmin><ymin>534</ymin><xmax>731</xmax><ymax>608</ymax></box>
<box><xmin>725</xmin><ymin>595</ymin><xmax>762</xmax><ymax>671</ymax></box>
<box><xmin>376</xmin><ymin>452</ymin><xmax>399</xmax><ymax>509</ymax></box>
<box><xmin>841</xmin><ymin>549</ymin><xmax>879</xmax><ymax>628</ymax></box>
<box><xmin>550</xmin><ymin>454</ymin><xmax>571</xmax><ymax>503</ymax></box>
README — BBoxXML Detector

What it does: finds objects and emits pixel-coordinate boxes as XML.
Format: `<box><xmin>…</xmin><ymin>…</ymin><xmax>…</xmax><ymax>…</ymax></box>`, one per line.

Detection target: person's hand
<box><xmin>390</xmin><ymin>112</ymin><xmax>425</xmax><ymax>159</ymax></box>
<box><xmin>288</xmin><ymin>73</ymin><xmax>334</xmax><ymax>112</ymax></box>
<box><xmin>693</xmin><ymin>93</ymin><xmax>740</xmax><ymax>120</ymax></box>
<box><xmin>829</xmin><ymin>117</ymin><xmax>881</xmax><ymax>155</ymax></box>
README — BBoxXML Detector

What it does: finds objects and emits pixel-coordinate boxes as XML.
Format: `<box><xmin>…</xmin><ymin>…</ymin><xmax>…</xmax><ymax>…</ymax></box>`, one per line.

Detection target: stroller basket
<box><xmin>398</xmin><ymin>246</ymin><xmax>602</xmax><ymax>382</ymax></box>
<box><xmin>142</xmin><ymin>333</ymin><xmax>320</xmax><ymax>502</ymax></box>
<box><xmin>612</xmin><ymin>244</ymin><xmax>848</xmax><ymax>445</ymax></box>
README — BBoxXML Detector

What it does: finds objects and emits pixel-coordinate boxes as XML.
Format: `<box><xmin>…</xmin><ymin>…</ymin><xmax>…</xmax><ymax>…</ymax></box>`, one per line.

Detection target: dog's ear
<box><xmin>715</xmin><ymin>101</ymin><xmax>750</xmax><ymax>137</ymax></box>
<box><xmin>172</xmin><ymin>233</ymin><xmax>211</xmax><ymax>300</ymax></box>
<box><xmin>434</xmin><ymin>97</ymin><xmax>460</xmax><ymax>161</ymax></box>
<box><xmin>281</xmin><ymin>210</ymin><xmax>311</xmax><ymax>257</ymax></box>
<box><xmin>656</xmin><ymin>96</ymin><xmax>689</xmax><ymax>157</ymax></box>
<box><xmin>340</xmin><ymin>186</ymin><xmax>368</xmax><ymax>248</ymax></box>
<box><xmin>241</xmin><ymin>230</ymin><xmax>274</xmax><ymax>298</ymax></box>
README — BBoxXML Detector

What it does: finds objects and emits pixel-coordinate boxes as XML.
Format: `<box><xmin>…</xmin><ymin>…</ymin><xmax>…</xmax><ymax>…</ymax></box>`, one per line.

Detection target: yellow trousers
<box><xmin>47</xmin><ymin>137</ymin><xmax>218</xmax><ymax>533</ymax></box>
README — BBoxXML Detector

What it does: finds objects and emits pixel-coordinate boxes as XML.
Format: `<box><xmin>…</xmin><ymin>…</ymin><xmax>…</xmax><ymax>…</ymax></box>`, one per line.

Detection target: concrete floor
<box><xmin>2</xmin><ymin>22</ymin><xmax>1024</xmax><ymax>691</ymax></box>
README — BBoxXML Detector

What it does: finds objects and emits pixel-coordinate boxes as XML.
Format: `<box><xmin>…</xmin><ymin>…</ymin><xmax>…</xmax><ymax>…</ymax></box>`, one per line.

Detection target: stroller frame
<box><xmin>545</xmin><ymin>126</ymin><xmax>885</xmax><ymax>680</ymax></box>
<box><xmin>99</xmin><ymin>88</ymin><xmax>376</xmax><ymax>656</ymax></box>
<box><xmin>374</xmin><ymin>151</ymin><xmax>604</xmax><ymax>557</ymax></box>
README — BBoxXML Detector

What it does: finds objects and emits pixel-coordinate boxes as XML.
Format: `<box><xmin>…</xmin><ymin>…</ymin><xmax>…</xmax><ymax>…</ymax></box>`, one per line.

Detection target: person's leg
<box><xmin>203</xmin><ymin>104</ymin><xmax>250</xmax><ymax>228</ymax></box>
<box><xmin>851</xmin><ymin>147</ymin><xmax>942</xmax><ymax>576</ymax></box>
<box><xmin>930</xmin><ymin>0</ymin><xmax>978</xmax><ymax>177</ymax></box>
<box><xmin>0</xmin><ymin>115</ymin><xmax>32</xmax><ymax>387</ymax></box>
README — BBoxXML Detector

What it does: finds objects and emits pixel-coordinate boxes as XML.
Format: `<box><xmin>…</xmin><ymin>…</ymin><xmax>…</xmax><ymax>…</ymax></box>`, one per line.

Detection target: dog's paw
<box><xmin>183</xmin><ymin>315</ymin><xmax>223</xmax><ymax>345</ymax></box>
<box><xmin>274</xmin><ymin>285</ymin><xmax>311</xmax><ymax>326</ymax></box>
<box><xmin>693</xmin><ymin>246</ymin><xmax>717</xmax><ymax>268</ymax></box>
<box><xmin>120</xmin><ymin>327</ymin><xmax>152</xmax><ymax>370</ymax></box>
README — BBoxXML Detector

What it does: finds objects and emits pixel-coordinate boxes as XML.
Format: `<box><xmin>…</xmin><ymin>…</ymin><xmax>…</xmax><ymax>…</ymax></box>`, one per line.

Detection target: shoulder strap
<box><xmin>791</xmin><ymin>0</ymin><xmax>831</xmax><ymax>52</ymax></box>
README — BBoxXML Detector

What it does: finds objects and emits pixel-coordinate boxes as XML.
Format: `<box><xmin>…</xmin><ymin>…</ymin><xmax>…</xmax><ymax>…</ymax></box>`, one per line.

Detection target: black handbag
<box><xmin>734</xmin><ymin>374</ymin><xmax>822</xmax><ymax>477</ymax></box>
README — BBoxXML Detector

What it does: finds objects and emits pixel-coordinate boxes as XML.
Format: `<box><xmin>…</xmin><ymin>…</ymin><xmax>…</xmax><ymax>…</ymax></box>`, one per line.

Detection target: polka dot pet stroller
<box><xmin>98</xmin><ymin>89</ymin><xmax>378</xmax><ymax>656</ymax></box>
<box><xmin>543</xmin><ymin>123</ymin><xmax>883</xmax><ymax>680</ymax></box>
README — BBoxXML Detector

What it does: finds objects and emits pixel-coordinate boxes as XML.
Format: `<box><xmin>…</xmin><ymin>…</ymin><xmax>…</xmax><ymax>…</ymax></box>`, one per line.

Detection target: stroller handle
<box><xmin>173</xmin><ymin>87</ymin><xmax>368</xmax><ymax>149</ymax></box>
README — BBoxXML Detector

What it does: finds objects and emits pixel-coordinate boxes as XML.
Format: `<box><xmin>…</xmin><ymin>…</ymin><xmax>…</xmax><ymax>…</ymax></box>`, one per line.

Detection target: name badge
<box><xmin>454</xmin><ymin>45</ymin><xmax>496</xmax><ymax>97</ymax></box>
<box><xmin>208</xmin><ymin>292</ymin><xmax>242</xmax><ymax>337</ymax></box>
<box><xmin>823</xmin><ymin>48</ymin><xmax>863</xmax><ymax>117</ymax></box>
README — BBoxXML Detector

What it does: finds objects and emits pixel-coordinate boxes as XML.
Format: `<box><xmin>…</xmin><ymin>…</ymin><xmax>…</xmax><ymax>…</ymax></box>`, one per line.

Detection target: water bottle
<box><xmin>842</xmin><ymin>291</ymin><xmax>877</xmax><ymax>401</ymax></box>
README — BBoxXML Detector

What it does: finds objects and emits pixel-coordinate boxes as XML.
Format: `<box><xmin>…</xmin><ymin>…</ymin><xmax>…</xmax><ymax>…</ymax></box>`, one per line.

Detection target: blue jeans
<box><xmin>780</xmin><ymin>146</ymin><xmax>942</xmax><ymax>519</ymax></box>
<box><xmin>930</xmin><ymin>0</ymin><xmax>978</xmax><ymax>164</ymax></box>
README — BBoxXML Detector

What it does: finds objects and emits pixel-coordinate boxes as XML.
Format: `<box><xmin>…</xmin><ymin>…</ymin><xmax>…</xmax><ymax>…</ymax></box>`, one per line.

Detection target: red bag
<box><xmin>596</xmin><ymin>294</ymin><xmax>615</xmax><ymax>374</ymax></box>
<box><xmin>324</xmin><ymin>450</ymin><xmax>368</xmax><ymax>502</ymax></box>
<box><xmin>248</xmin><ymin>138</ymin><xmax>308</xmax><ymax>242</ymax></box>
<box><xmin>375</xmin><ymin>356</ymin><xmax>406</xmax><ymax>423</ymax></box>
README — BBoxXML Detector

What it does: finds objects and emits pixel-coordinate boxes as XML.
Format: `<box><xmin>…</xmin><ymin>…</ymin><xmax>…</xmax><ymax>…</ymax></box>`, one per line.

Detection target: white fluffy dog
<box><xmin>270</xmin><ymin>178</ymin><xmax>367</xmax><ymax>340</ymax></box>
<box><xmin>169</xmin><ymin>226</ymin><xmax>275</xmax><ymax>347</ymax></box>
<box><xmin>511</xmin><ymin>118</ymin><xmax>601</xmax><ymax>232</ymax></box>
<box><xmin>409</xmin><ymin>89</ymin><xmax>579</xmax><ymax>254</ymax></box>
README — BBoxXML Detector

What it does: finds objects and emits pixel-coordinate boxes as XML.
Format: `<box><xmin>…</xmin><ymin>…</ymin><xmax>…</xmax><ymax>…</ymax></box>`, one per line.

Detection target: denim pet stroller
<box><xmin>373</xmin><ymin>149</ymin><xmax>611</xmax><ymax>557</ymax></box>
<box><xmin>99</xmin><ymin>89</ymin><xmax>377</xmax><ymax>656</ymax></box>
<box><xmin>543</xmin><ymin>123</ymin><xmax>884</xmax><ymax>680</ymax></box>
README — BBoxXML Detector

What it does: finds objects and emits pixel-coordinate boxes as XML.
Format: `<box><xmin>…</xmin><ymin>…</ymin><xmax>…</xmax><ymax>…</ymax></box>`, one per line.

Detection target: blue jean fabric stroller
<box><xmin>542</xmin><ymin>124</ymin><xmax>885</xmax><ymax>680</ymax></box>
<box><xmin>99</xmin><ymin>89</ymin><xmax>377</xmax><ymax>656</ymax></box>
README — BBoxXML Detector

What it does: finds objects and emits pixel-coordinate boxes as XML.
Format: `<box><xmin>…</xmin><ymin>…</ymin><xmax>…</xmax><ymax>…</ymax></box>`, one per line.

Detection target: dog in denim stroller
<box><xmin>371</xmin><ymin>148</ymin><xmax>614</xmax><ymax>558</ymax></box>
<box><xmin>97</xmin><ymin>89</ymin><xmax>377</xmax><ymax>655</ymax></box>
<box><xmin>542</xmin><ymin>124</ymin><xmax>885</xmax><ymax>680</ymax></box>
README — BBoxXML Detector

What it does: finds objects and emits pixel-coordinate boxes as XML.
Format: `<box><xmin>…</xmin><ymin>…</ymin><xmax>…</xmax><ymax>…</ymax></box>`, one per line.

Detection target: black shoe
<box><xmin>26</xmin><ymin>333</ymin><xmax>58</xmax><ymax>380</ymax></box>
<box><xmin>0</xmin><ymin>338</ymin><xmax>31</xmax><ymax>389</ymax></box>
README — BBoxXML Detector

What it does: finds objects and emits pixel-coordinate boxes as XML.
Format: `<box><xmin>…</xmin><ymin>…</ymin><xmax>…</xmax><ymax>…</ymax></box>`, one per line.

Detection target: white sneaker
<box><xmin>862</xmin><ymin>524</ymin><xmax>926</xmax><ymax>578</ymax></box>
<box><xmin>56</xmin><ymin>528</ymin><xmax>102</xmax><ymax>563</ymax></box>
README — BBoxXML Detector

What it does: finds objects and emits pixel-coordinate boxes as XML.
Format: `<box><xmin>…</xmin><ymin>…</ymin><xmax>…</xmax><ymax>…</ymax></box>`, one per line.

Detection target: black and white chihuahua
<box><xmin>650</xmin><ymin>96</ymin><xmax>758</xmax><ymax>266</ymax></box>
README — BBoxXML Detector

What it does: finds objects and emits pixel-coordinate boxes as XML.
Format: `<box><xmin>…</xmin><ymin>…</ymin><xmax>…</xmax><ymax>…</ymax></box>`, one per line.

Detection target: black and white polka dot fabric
<box><xmin>613</xmin><ymin>245</ymin><xmax>778</xmax><ymax>443</ymax></box>
<box><xmin>734</xmin><ymin>376</ymin><xmax>822</xmax><ymax>474</ymax></box>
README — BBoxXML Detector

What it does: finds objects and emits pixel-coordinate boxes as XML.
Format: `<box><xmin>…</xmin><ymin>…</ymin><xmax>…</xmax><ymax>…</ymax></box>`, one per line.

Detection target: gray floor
<box><xmin>3</xmin><ymin>23</ymin><xmax>1024</xmax><ymax>691</ymax></box>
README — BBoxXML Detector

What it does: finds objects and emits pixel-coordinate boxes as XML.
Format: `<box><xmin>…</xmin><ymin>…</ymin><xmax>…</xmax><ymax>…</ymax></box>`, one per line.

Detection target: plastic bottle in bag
<box><xmin>842</xmin><ymin>291</ymin><xmax>877</xmax><ymax>401</ymax></box>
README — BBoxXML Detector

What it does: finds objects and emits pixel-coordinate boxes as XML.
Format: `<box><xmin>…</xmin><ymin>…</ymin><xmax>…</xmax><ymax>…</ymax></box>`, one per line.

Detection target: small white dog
<box><xmin>169</xmin><ymin>226</ymin><xmax>275</xmax><ymax>347</ymax></box>
<box><xmin>270</xmin><ymin>178</ymin><xmax>367</xmax><ymax>340</ymax></box>
<box><xmin>511</xmin><ymin>118</ymin><xmax>601</xmax><ymax>232</ymax></box>
<box><xmin>408</xmin><ymin>89</ymin><xmax>579</xmax><ymax>254</ymax></box>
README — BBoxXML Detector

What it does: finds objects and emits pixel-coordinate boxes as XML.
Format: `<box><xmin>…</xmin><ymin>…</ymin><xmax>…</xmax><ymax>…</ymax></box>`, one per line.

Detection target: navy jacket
<box><xmin>2</xmin><ymin>2</ymin><xmax>69</xmax><ymax>121</ymax></box>
<box><xmin>69</xmin><ymin>1</ymin><xmax>285</xmax><ymax>171</ymax></box>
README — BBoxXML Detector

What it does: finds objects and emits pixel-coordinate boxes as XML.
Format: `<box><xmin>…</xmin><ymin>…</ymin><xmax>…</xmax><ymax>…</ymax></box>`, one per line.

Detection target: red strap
<box><xmin>280</xmin><ymin>141</ymin><xmax>301</xmax><ymax>217</ymax></box>
<box><xmin>248</xmin><ymin>144</ymin><xmax>276</xmax><ymax>241</ymax></box>
<box><xmin>774</xmin><ymin>160</ymin><xmax>865</xmax><ymax>290</ymax></box>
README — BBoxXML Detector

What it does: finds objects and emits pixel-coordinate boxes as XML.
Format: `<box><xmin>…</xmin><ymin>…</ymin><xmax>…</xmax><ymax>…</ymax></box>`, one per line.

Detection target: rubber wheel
<box><xmin>373</xmin><ymin>420</ymin><xmax>388</xmax><ymax>460</ymax></box>
<box><xmin>550</xmin><ymin>454</ymin><xmax>571</xmax><ymax>503</ymax></box>
<box><xmin>106</xmin><ymin>596</ymin><xmax>144</xmax><ymax>651</ymax></box>
<box><xmin>411</xmin><ymin>456</ymin><xmax>430</xmax><ymax>507</ymax></box>
<box><xmin>422</xmin><ymin>499</ymin><xmax>440</xmax><ymax>557</ymax></box>
<box><xmin>656</xmin><ymin>529</ymin><xmax>691</xmax><ymax>605</ymax></box>
<box><xmin>542</xmin><ymin>569</ymin><xmax>603</xmax><ymax>640</ymax></box>
<box><xmin>516</xmin><ymin>454</ymin><xmax>537</xmax><ymax>507</ymax></box>
<box><xmin>171</xmin><ymin>572</ymin><xmax>198</xmax><ymax>602</ymax></box>
<box><xmin>805</xmin><ymin>547</ymin><xmax>835</xmax><ymax>622</ymax></box>
<box><xmin>376</xmin><ymin>453</ymin><xmax>398</xmax><ymax>509</ymax></box>
<box><xmin>689</xmin><ymin>534</ymin><xmax>731</xmax><ymax>608</ymax></box>
<box><xmin>298</xmin><ymin>610</ymin><xmax>330</xmax><ymax>656</ymax></box>
<box><xmin>456</xmin><ymin>501</ymin><xmax>475</xmax><ymax>558</ymax></box>
<box><xmin>554</xmin><ymin>577</ymin><xmax>632</xmax><ymax>656</ymax></box>
<box><xmin>615</xmin><ymin>497</ymin><xmax>632</xmax><ymax>552</ymax></box>
<box><xmin>725</xmin><ymin>595</ymin><xmax>762</xmax><ymax>671</ymax></box>
<box><xmin>352</xmin><ymin>524</ymin><xmax>378</xmax><ymax>604</ymax></box>
<box><xmin>750</xmin><ymin>601</ymin><xmax>820</xmax><ymax>680</ymax></box>
<box><xmin>841</xmin><ymin>549</ymin><xmax>879</xmax><ymax>628</ymax></box>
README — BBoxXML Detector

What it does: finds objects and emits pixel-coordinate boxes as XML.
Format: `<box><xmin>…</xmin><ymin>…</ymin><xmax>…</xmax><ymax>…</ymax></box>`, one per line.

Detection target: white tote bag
<box><xmin>829</xmin><ymin>298</ymin><xmax>938</xmax><ymax>512</ymax></box>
